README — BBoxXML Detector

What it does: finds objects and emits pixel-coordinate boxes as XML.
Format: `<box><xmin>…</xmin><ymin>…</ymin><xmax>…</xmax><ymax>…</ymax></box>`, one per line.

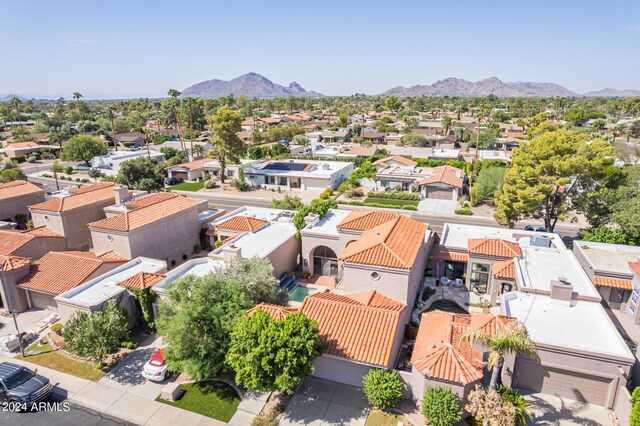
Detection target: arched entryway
<box><xmin>312</xmin><ymin>246</ymin><xmax>338</xmax><ymax>277</ymax></box>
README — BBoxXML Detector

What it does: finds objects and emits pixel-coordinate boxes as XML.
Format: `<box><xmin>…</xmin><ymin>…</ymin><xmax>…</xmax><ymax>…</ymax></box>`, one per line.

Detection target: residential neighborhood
<box><xmin>2</xmin><ymin>2</ymin><xmax>640</xmax><ymax>426</ymax></box>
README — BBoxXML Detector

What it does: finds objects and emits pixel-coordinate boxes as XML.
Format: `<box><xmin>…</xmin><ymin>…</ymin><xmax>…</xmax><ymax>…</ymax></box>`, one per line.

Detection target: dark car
<box><xmin>524</xmin><ymin>225</ymin><xmax>546</xmax><ymax>232</ymax></box>
<box><xmin>0</xmin><ymin>362</ymin><xmax>52</xmax><ymax>404</ymax></box>
<box><xmin>164</xmin><ymin>177</ymin><xmax>183</xmax><ymax>186</ymax></box>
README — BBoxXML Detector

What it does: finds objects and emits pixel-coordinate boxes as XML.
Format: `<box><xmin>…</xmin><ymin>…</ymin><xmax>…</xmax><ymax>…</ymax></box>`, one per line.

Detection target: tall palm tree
<box><xmin>184</xmin><ymin>97</ymin><xmax>196</xmax><ymax>158</ymax></box>
<box><xmin>73</xmin><ymin>92</ymin><xmax>83</xmax><ymax>102</ymax></box>
<box><xmin>167</xmin><ymin>89</ymin><xmax>185</xmax><ymax>154</ymax></box>
<box><xmin>460</xmin><ymin>320</ymin><xmax>539</xmax><ymax>393</ymax></box>
<box><xmin>106</xmin><ymin>106</ymin><xmax>117</xmax><ymax>151</ymax></box>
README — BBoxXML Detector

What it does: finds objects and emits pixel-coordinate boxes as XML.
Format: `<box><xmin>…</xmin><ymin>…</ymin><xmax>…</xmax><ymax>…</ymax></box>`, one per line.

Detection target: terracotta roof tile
<box><xmin>593</xmin><ymin>276</ymin><xmax>632</xmax><ymax>290</ymax></box>
<box><xmin>30</xmin><ymin>183</ymin><xmax>117</xmax><ymax>213</ymax></box>
<box><xmin>0</xmin><ymin>180</ymin><xmax>43</xmax><ymax>201</ymax></box>
<box><xmin>630</xmin><ymin>262</ymin><xmax>640</xmax><ymax>276</ymax></box>
<box><xmin>299</xmin><ymin>291</ymin><xmax>405</xmax><ymax>367</ymax></box>
<box><xmin>467</xmin><ymin>238</ymin><xmax>521</xmax><ymax>259</ymax></box>
<box><xmin>247</xmin><ymin>303</ymin><xmax>299</xmax><ymax>320</ymax></box>
<box><xmin>125</xmin><ymin>192</ymin><xmax>175</xmax><ymax>208</ymax></box>
<box><xmin>63</xmin><ymin>250</ymin><xmax>129</xmax><ymax>263</ymax></box>
<box><xmin>0</xmin><ymin>226</ymin><xmax>63</xmax><ymax>256</ymax></box>
<box><xmin>372</xmin><ymin>155</ymin><xmax>417</xmax><ymax>168</ymax></box>
<box><xmin>215</xmin><ymin>216</ymin><xmax>268</xmax><ymax>232</ymax></box>
<box><xmin>337</xmin><ymin>211</ymin><xmax>400</xmax><ymax>231</ymax></box>
<box><xmin>411</xmin><ymin>311</ymin><xmax>516</xmax><ymax>385</ymax></box>
<box><xmin>0</xmin><ymin>255</ymin><xmax>31</xmax><ymax>271</ymax></box>
<box><xmin>17</xmin><ymin>251</ymin><xmax>127</xmax><ymax>295</ymax></box>
<box><xmin>418</xmin><ymin>165</ymin><xmax>465</xmax><ymax>189</ymax></box>
<box><xmin>491</xmin><ymin>259</ymin><xmax>515</xmax><ymax>280</ymax></box>
<box><xmin>166</xmin><ymin>158</ymin><xmax>208</xmax><ymax>171</ymax></box>
<box><xmin>89</xmin><ymin>194</ymin><xmax>196</xmax><ymax>232</ymax></box>
<box><xmin>339</xmin><ymin>214</ymin><xmax>427</xmax><ymax>269</ymax></box>
<box><xmin>119</xmin><ymin>272</ymin><xmax>165</xmax><ymax>290</ymax></box>
<box><xmin>4</xmin><ymin>142</ymin><xmax>40</xmax><ymax>149</ymax></box>
<box><xmin>438</xmin><ymin>249</ymin><xmax>469</xmax><ymax>262</ymax></box>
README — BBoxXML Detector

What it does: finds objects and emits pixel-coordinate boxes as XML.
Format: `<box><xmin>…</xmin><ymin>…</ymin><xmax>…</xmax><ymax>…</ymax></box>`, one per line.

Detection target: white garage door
<box><xmin>29</xmin><ymin>291</ymin><xmax>58</xmax><ymax>312</ymax></box>
<box><xmin>513</xmin><ymin>360</ymin><xmax>611</xmax><ymax>406</ymax></box>
<box><xmin>426</xmin><ymin>187</ymin><xmax>453</xmax><ymax>200</ymax></box>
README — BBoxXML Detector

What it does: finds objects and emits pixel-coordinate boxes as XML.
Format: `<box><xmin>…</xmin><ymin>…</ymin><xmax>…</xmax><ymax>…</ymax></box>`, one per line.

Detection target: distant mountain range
<box><xmin>181</xmin><ymin>72</ymin><xmax>323</xmax><ymax>98</ymax></box>
<box><xmin>0</xmin><ymin>94</ymin><xmax>29</xmax><ymax>102</ymax></box>
<box><xmin>582</xmin><ymin>88</ymin><xmax>640</xmax><ymax>97</ymax></box>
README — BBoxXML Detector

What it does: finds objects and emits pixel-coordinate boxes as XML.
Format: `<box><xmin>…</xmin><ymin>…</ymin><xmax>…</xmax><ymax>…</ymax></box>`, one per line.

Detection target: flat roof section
<box><xmin>212</xmin><ymin>222</ymin><xmax>296</xmax><ymax>258</ymax></box>
<box><xmin>263</xmin><ymin>162</ymin><xmax>310</xmax><ymax>172</ymax></box>
<box><xmin>574</xmin><ymin>241</ymin><xmax>640</xmax><ymax>275</ymax></box>
<box><xmin>58</xmin><ymin>257</ymin><xmax>166</xmax><ymax>305</ymax></box>
<box><xmin>154</xmin><ymin>257</ymin><xmax>227</xmax><ymax>290</ymax></box>
<box><xmin>516</xmin><ymin>245</ymin><xmax>601</xmax><ymax>298</ymax></box>
<box><xmin>441</xmin><ymin>223</ymin><xmax>564</xmax><ymax>250</ymax></box>
<box><xmin>302</xmin><ymin>209</ymin><xmax>352</xmax><ymax>237</ymax></box>
<box><xmin>503</xmin><ymin>292</ymin><xmax>633</xmax><ymax>359</ymax></box>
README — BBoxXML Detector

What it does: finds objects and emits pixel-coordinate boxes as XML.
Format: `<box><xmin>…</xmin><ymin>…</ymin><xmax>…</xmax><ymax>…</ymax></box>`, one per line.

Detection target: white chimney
<box><xmin>114</xmin><ymin>186</ymin><xmax>129</xmax><ymax>205</ymax></box>
<box><xmin>222</xmin><ymin>244</ymin><xmax>242</xmax><ymax>262</ymax></box>
<box><xmin>304</xmin><ymin>213</ymin><xmax>320</xmax><ymax>227</ymax></box>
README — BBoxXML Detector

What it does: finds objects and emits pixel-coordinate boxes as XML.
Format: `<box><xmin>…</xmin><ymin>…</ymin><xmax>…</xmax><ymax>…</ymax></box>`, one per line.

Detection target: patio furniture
<box><xmin>454</xmin><ymin>278</ymin><xmax>464</xmax><ymax>288</ymax></box>
<box><xmin>440</xmin><ymin>277</ymin><xmax>449</xmax><ymax>286</ymax></box>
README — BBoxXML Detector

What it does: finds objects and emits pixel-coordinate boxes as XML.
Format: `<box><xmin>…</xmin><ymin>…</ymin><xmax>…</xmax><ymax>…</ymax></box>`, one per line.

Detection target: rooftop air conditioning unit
<box><xmin>532</xmin><ymin>235</ymin><xmax>551</xmax><ymax>248</ymax></box>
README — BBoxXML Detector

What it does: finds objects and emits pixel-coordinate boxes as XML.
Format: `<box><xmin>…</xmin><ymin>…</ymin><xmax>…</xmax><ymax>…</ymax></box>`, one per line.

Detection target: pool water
<box><xmin>425</xmin><ymin>299</ymin><xmax>467</xmax><ymax>314</ymax></box>
<box><xmin>289</xmin><ymin>286</ymin><xmax>318</xmax><ymax>303</ymax></box>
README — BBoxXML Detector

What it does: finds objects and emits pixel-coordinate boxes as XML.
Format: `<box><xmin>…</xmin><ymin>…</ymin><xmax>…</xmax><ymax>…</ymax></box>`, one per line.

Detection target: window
<box><xmin>227</xmin><ymin>170</ymin><xmax>235</xmax><ymax>177</ymax></box>
<box><xmin>500</xmin><ymin>282</ymin><xmax>513</xmax><ymax>294</ymax></box>
<box><xmin>371</xmin><ymin>272</ymin><xmax>380</xmax><ymax>281</ymax></box>
<box><xmin>444</xmin><ymin>261</ymin><xmax>466</xmax><ymax>280</ymax></box>
<box><xmin>470</xmin><ymin>263</ymin><xmax>490</xmax><ymax>294</ymax></box>
<box><xmin>268</xmin><ymin>176</ymin><xmax>276</xmax><ymax>185</ymax></box>
<box><xmin>279</xmin><ymin>176</ymin><xmax>287</xmax><ymax>186</ymax></box>
<box><xmin>313</xmin><ymin>246</ymin><xmax>338</xmax><ymax>277</ymax></box>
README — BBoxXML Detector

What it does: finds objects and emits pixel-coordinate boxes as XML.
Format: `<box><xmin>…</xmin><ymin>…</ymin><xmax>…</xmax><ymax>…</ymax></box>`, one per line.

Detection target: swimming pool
<box><xmin>425</xmin><ymin>299</ymin><xmax>467</xmax><ymax>314</ymax></box>
<box><xmin>289</xmin><ymin>286</ymin><xmax>318</xmax><ymax>303</ymax></box>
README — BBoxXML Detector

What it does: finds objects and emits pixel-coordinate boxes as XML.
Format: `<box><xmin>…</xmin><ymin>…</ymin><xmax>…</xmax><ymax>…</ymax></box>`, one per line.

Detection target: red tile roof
<box><xmin>411</xmin><ymin>311</ymin><xmax>515</xmax><ymax>385</ymax></box>
<box><xmin>438</xmin><ymin>249</ymin><xmax>469</xmax><ymax>262</ymax></box>
<box><xmin>4</xmin><ymin>142</ymin><xmax>40</xmax><ymax>150</ymax></box>
<box><xmin>299</xmin><ymin>291</ymin><xmax>405</xmax><ymax>367</ymax></box>
<box><xmin>630</xmin><ymin>262</ymin><xmax>640</xmax><ymax>276</ymax></box>
<box><xmin>89</xmin><ymin>193</ymin><xmax>197</xmax><ymax>232</ymax></box>
<box><xmin>418</xmin><ymin>165</ymin><xmax>465</xmax><ymax>189</ymax></box>
<box><xmin>125</xmin><ymin>192</ymin><xmax>175</xmax><ymax>209</ymax></box>
<box><xmin>0</xmin><ymin>180</ymin><xmax>43</xmax><ymax>201</ymax></box>
<box><xmin>166</xmin><ymin>158</ymin><xmax>208</xmax><ymax>171</ymax></box>
<box><xmin>372</xmin><ymin>155</ymin><xmax>417</xmax><ymax>168</ymax></box>
<box><xmin>467</xmin><ymin>238</ymin><xmax>522</xmax><ymax>259</ymax></box>
<box><xmin>339</xmin><ymin>214</ymin><xmax>427</xmax><ymax>269</ymax></box>
<box><xmin>30</xmin><ymin>183</ymin><xmax>117</xmax><ymax>213</ymax></box>
<box><xmin>0</xmin><ymin>255</ymin><xmax>31</xmax><ymax>271</ymax></box>
<box><xmin>593</xmin><ymin>276</ymin><xmax>632</xmax><ymax>290</ymax></box>
<box><xmin>337</xmin><ymin>211</ymin><xmax>401</xmax><ymax>231</ymax></box>
<box><xmin>119</xmin><ymin>272</ymin><xmax>165</xmax><ymax>290</ymax></box>
<box><xmin>247</xmin><ymin>303</ymin><xmax>299</xmax><ymax>320</ymax></box>
<box><xmin>0</xmin><ymin>226</ymin><xmax>63</xmax><ymax>256</ymax></box>
<box><xmin>17</xmin><ymin>251</ymin><xmax>127</xmax><ymax>295</ymax></box>
<box><xmin>215</xmin><ymin>216</ymin><xmax>268</xmax><ymax>232</ymax></box>
<box><xmin>491</xmin><ymin>259</ymin><xmax>515</xmax><ymax>280</ymax></box>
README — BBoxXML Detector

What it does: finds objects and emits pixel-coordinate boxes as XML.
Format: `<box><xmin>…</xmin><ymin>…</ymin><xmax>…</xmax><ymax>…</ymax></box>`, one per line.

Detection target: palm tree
<box><xmin>184</xmin><ymin>97</ymin><xmax>196</xmax><ymax>158</ymax></box>
<box><xmin>73</xmin><ymin>92</ymin><xmax>83</xmax><ymax>102</ymax></box>
<box><xmin>51</xmin><ymin>160</ymin><xmax>63</xmax><ymax>191</ymax></box>
<box><xmin>167</xmin><ymin>89</ymin><xmax>185</xmax><ymax>155</ymax></box>
<box><xmin>192</xmin><ymin>143</ymin><xmax>205</xmax><ymax>157</ymax></box>
<box><xmin>106</xmin><ymin>106</ymin><xmax>117</xmax><ymax>151</ymax></box>
<box><xmin>460</xmin><ymin>320</ymin><xmax>538</xmax><ymax>392</ymax></box>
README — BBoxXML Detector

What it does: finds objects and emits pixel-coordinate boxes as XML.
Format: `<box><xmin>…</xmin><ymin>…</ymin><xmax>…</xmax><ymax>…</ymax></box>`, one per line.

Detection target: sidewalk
<box><xmin>0</xmin><ymin>354</ymin><xmax>225</xmax><ymax>426</ymax></box>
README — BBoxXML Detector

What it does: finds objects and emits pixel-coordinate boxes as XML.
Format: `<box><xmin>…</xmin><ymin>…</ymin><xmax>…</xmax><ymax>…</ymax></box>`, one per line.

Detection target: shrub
<box><xmin>122</xmin><ymin>340</ymin><xmax>135</xmax><ymax>350</ymax></box>
<box><xmin>346</xmin><ymin>188</ymin><xmax>364</xmax><ymax>198</ymax></box>
<box><xmin>50</xmin><ymin>323</ymin><xmax>63</xmax><ymax>333</ymax></box>
<box><xmin>81</xmin><ymin>178</ymin><xmax>89</xmax><ymax>183</ymax></box>
<box><xmin>630</xmin><ymin>387</ymin><xmax>640</xmax><ymax>426</ymax></box>
<box><xmin>204</xmin><ymin>179</ymin><xmax>217</xmax><ymax>189</ymax></box>
<box><xmin>251</xmin><ymin>407</ymin><xmax>279</xmax><ymax>426</ymax></box>
<box><xmin>214</xmin><ymin>240</ymin><xmax>222</xmax><ymax>249</ymax></box>
<box><xmin>319</xmin><ymin>187</ymin><xmax>333</xmax><ymax>199</ymax></box>
<box><xmin>421</xmin><ymin>287</ymin><xmax>436</xmax><ymax>301</ymax></box>
<box><xmin>393</xmin><ymin>185</ymin><xmax>401</xmax><ymax>191</ymax></box>
<box><xmin>497</xmin><ymin>386</ymin><xmax>532</xmax><ymax>425</ymax></box>
<box><xmin>455</xmin><ymin>207</ymin><xmax>473</xmax><ymax>215</ymax></box>
<box><xmin>362</xmin><ymin>369</ymin><xmax>403</xmax><ymax>409</ymax></box>
<box><xmin>231</xmin><ymin>178</ymin><xmax>249</xmax><ymax>191</ymax></box>
<box><xmin>422</xmin><ymin>386</ymin><xmax>463</xmax><ymax>426</ymax></box>
<box><xmin>65</xmin><ymin>166</ymin><xmax>74</xmax><ymax>174</ymax></box>
<box><xmin>26</xmin><ymin>156</ymin><xmax>37</xmax><ymax>163</ymax></box>
<box><xmin>367</xmin><ymin>191</ymin><xmax>419</xmax><ymax>201</ymax></box>
<box><xmin>194</xmin><ymin>244</ymin><xmax>201</xmax><ymax>253</ymax></box>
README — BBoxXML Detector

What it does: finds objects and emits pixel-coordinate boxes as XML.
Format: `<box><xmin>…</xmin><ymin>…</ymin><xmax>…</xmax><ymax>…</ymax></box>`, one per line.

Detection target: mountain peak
<box><xmin>181</xmin><ymin>73</ymin><xmax>322</xmax><ymax>98</ymax></box>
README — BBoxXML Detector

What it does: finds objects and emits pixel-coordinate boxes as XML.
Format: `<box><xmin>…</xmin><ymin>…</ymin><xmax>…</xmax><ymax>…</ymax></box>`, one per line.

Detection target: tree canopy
<box><xmin>207</xmin><ymin>106</ymin><xmax>245</xmax><ymax>183</ymax></box>
<box><xmin>116</xmin><ymin>157</ymin><xmax>164</xmax><ymax>191</ymax></box>
<box><xmin>61</xmin><ymin>135</ymin><xmax>108</xmax><ymax>166</ymax></box>
<box><xmin>226</xmin><ymin>308</ymin><xmax>323</xmax><ymax>393</ymax></box>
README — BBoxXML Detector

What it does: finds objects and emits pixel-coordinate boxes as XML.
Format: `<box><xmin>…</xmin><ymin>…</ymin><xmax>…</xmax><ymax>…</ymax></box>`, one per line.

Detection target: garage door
<box><xmin>426</xmin><ymin>187</ymin><xmax>453</xmax><ymax>200</ymax></box>
<box><xmin>29</xmin><ymin>291</ymin><xmax>58</xmax><ymax>312</ymax></box>
<box><xmin>171</xmin><ymin>171</ymin><xmax>188</xmax><ymax>180</ymax></box>
<box><xmin>513</xmin><ymin>360</ymin><xmax>611</xmax><ymax>406</ymax></box>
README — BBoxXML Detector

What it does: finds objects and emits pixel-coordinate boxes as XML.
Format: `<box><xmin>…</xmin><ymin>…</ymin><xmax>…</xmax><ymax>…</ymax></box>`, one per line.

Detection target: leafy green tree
<box><xmin>564</xmin><ymin>108</ymin><xmax>586</xmax><ymax>126</ymax></box>
<box><xmin>470</xmin><ymin>166</ymin><xmax>506</xmax><ymax>206</ymax></box>
<box><xmin>460</xmin><ymin>321</ymin><xmax>538</xmax><ymax>392</ymax></box>
<box><xmin>62</xmin><ymin>299</ymin><xmax>130</xmax><ymax>364</ymax></box>
<box><xmin>0</xmin><ymin>166</ymin><xmax>26</xmax><ymax>183</ymax></box>
<box><xmin>88</xmin><ymin>168</ymin><xmax>102</xmax><ymax>183</ymax></box>
<box><xmin>630</xmin><ymin>387</ymin><xmax>640</xmax><ymax>426</ymax></box>
<box><xmin>385</xmin><ymin>95</ymin><xmax>401</xmax><ymax>113</ymax></box>
<box><xmin>454</xmin><ymin>126</ymin><xmax>472</xmax><ymax>144</ymax></box>
<box><xmin>61</xmin><ymin>135</ymin><xmax>108</xmax><ymax>166</ymax></box>
<box><xmin>116</xmin><ymin>157</ymin><xmax>163</xmax><ymax>191</ymax></box>
<box><xmin>401</xmin><ymin>133</ymin><xmax>428</xmax><ymax>147</ymax></box>
<box><xmin>207</xmin><ymin>106</ymin><xmax>245</xmax><ymax>183</ymax></box>
<box><xmin>337</xmin><ymin>112</ymin><xmax>349</xmax><ymax>127</ymax></box>
<box><xmin>494</xmin><ymin>129</ymin><xmax>614</xmax><ymax>231</ymax></box>
<box><xmin>421</xmin><ymin>386</ymin><xmax>463</xmax><ymax>426</ymax></box>
<box><xmin>226</xmin><ymin>309</ymin><xmax>323</xmax><ymax>393</ymax></box>
<box><xmin>247</xmin><ymin>146</ymin><xmax>265</xmax><ymax>160</ymax></box>
<box><xmin>156</xmin><ymin>258</ymin><xmax>287</xmax><ymax>379</ymax></box>
<box><xmin>362</xmin><ymin>369</ymin><xmax>403</xmax><ymax>409</ymax></box>
<box><xmin>442</xmin><ymin>115</ymin><xmax>452</xmax><ymax>135</ymax></box>
<box><xmin>270</xmin><ymin>195</ymin><xmax>304</xmax><ymax>210</ymax></box>
<box><xmin>293</xmin><ymin>199</ymin><xmax>337</xmax><ymax>236</ymax></box>
<box><xmin>578</xmin><ymin>226</ymin><xmax>637</xmax><ymax>246</ymax></box>
<box><xmin>609</xmin><ymin>165</ymin><xmax>640</xmax><ymax>242</ymax></box>
<box><xmin>292</xmin><ymin>134</ymin><xmax>309</xmax><ymax>146</ymax></box>
<box><xmin>270</xmin><ymin>143</ymin><xmax>290</xmax><ymax>157</ymax></box>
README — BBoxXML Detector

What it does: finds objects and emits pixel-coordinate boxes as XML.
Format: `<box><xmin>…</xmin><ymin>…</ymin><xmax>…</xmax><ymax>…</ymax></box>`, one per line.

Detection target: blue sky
<box><xmin>1</xmin><ymin>0</ymin><xmax>639</xmax><ymax>98</ymax></box>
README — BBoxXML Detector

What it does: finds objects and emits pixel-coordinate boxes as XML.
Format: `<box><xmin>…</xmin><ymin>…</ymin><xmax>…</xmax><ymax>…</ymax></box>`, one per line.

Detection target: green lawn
<box><xmin>168</xmin><ymin>181</ymin><xmax>204</xmax><ymax>192</ymax></box>
<box><xmin>19</xmin><ymin>342</ymin><xmax>105</xmax><ymax>381</ymax></box>
<box><xmin>363</xmin><ymin>197</ymin><xmax>420</xmax><ymax>208</ymax></box>
<box><xmin>365</xmin><ymin>410</ymin><xmax>404</xmax><ymax>426</ymax></box>
<box><xmin>156</xmin><ymin>381</ymin><xmax>240</xmax><ymax>422</ymax></box>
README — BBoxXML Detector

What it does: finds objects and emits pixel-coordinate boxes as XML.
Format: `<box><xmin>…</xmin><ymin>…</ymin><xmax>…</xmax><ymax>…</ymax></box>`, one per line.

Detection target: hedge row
<box><xmin>338</xmin><ymin>200</ymin><xmax>417</xmax><ymax>211</ymax></box>
<box><xmin>367</xmin><ymin>191</ymin><xmax>419</xmax><ymax>201</ymax></box>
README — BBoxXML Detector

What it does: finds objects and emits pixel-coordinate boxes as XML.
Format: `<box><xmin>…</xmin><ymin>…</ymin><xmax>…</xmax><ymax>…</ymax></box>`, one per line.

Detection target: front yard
<box><xmin>363</xmin><ymin>197</ymin><xmax>419</xmax><ymax>208</ymax></box>
<box><xmin>19</xmin><ymin>342</ymin><xmax>105</xmax><ymax>381</ymax></box>
<box><xmin>365</xmin><ymin>410</ymin><xmax>404</xmax><ymax>426</ymax></box>
<box><xmin>155</xmin><ymin>381</ymin><xmax>241</xmax><ymax>422</ymax></box>
<box><xmin>167</xmin><ymin>181</ymin><xmax>204</xmax><ymax>192</ymax></box>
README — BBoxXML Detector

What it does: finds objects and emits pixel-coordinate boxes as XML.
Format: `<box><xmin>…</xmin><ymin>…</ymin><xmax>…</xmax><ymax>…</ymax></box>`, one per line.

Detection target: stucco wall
<box><xmin>265</xmin><ymin>234</ymin><xmax>300</xmax><ymax>278</ymax></box>
<box><xmin>0</xmin><ymin>265</ymin><xmax>31</xmax><ymax>312</ymax></box>
<box><xmin>91</xmin><ymin>207</ymin><xmax>201</xmax><ymax>265</ymax></box>
<box><xmin>0</xmin><ymin>191</ymin><xmax>44</xmax><ymax>222</ymax></box>
<box><xmin>342</xmin><ymin>265</ymin><xmax>412</xmax><ymax>306</ymax></box>
<box><xmin>312</xmin><ymin>355</ymin><xmax>373</xmax><ymax>388</ymax></box>
<box><xmin>301</xmin><ymin>233</ymin><xmax>344</xmax><ymax>276</ymax></box>
<box><xmin>13</xmin><ymin>238</ymin><xmax>67</xmax><ymax>260</ymax></box>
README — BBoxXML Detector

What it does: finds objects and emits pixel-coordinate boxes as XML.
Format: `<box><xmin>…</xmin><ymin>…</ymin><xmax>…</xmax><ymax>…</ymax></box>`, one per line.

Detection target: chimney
<box><xmin>222</xmin><ymin>244</ymin><xmax>242</xmax><ymax>262</ymax></box>
<box><xmin>304</xmin><ymin>213</ymin><xmax>320</xmax><ymax>227</ymax></box>
<box><xmin>114</xmin><ymin>186</ymin><xmax>129</xmax><ymax>205</ymax></box>
<box><xmin>550</xmin><ymin>277</ymin><xmax>574</xmax><ymax>304</ymax></box>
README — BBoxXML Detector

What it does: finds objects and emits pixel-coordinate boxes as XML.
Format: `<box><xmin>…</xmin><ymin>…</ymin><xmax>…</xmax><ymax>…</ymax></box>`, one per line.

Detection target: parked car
<box><xmin>524</xmin><ymin>225</ymin><xmax>546</xmax><ymax>232</ymax></box>
<box><xmin>0</xmin><ymin>362</ymin><xmax>52</xmax><ymax>404</ymax></box>
<box><xmin>164</xmin><ymin>177</ymin><xmax>183</xmax><ymax>186</ymax></box>
<box><xmin>141</xmin><ymin>349</ymin><xmax>169</xmax><ymax>382</ymax></box>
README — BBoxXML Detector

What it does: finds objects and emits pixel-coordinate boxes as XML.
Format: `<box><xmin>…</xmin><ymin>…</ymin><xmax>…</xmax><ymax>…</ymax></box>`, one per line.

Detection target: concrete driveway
<box><xmin>418</xmin><ymin>198</ymin><xmax>457</xmax><ymax>214</ymax></box>
<box><xmin>279</xmin><ymin>377</ymin><xmax>368</xmax><ymax>426</ymax></box>
<box><xmin>98</xmin><ymin>334</ymin><xmax>177</xmax><ymax>400</ymax></box>
<box><xmin>522</xmin><ymin>391</ymin><xmax>612</xmax><ymax>425</ymax></box>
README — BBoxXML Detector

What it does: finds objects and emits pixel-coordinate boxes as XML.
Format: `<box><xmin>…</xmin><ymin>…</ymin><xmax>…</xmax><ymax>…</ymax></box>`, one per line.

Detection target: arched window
<box><xmin>312</xmin><ymin>246</ymin><xmax>338</xmax><ymax>277</ymax></box>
